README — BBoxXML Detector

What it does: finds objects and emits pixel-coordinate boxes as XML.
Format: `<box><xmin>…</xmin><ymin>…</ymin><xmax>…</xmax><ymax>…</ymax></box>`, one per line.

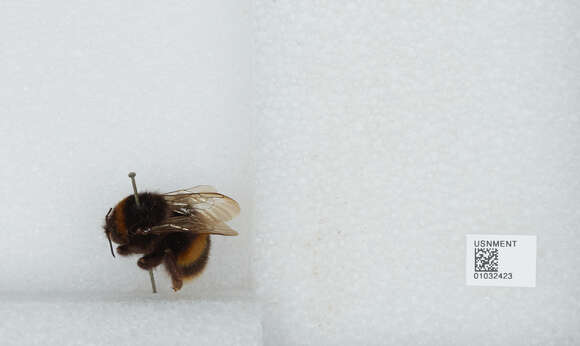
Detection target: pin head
<box><xmin>128</xmin><ymin>171</ymin><xmax>141</xmax><ymax>207</ymax></box>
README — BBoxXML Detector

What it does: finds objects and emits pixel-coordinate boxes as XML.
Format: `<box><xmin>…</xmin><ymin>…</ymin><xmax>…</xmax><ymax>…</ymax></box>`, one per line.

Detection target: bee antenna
<box><xmin>105</xmin><ymin>208</ymin><xmax>115</xmax><ymax>257</ymax></box>
<box><xmin>106</xmin><ymin>231</ymin><xmax>115</xmax><ymax>258</ymax></box>
<box><xmin>128</xmin><ymin>172</ymin><xmax>141</xmax><ymax>208</ymax></box>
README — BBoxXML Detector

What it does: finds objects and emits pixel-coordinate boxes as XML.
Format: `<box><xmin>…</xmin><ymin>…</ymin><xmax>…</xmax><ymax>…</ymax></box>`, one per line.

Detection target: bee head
<box><xmin>103</xmin><ymin>193</ymin><xmax>169</xmax><ymax>256</ymax></box>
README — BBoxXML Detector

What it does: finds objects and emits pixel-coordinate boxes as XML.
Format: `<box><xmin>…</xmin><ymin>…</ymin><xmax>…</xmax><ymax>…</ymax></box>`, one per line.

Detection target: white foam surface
<box><xmin>254</xmin><ymin>1</ymin><xmax>580</xmax><ymax>345</ymax></box>
<box><xmin>0</xmin><ymin>3</ymin><xmax>257</xmax><ymax>345</ymax></box>
<box><xmin>0</xmin><ymin>1</ymin><xmax>253</xmax><ymax>295</ymax></box>
<box><xmin>2</xmin><ymin>1</ymin><xmax>580</xmax><ymax>345</ymax></box>
<box><xmin>0</xmin><ymin>293</ymin><xmax>262</xmax><ymax>346</ymax></box>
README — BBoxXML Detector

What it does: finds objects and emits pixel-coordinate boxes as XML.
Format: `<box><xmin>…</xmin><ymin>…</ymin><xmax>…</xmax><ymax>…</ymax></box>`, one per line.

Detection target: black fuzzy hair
<box><xmin>122</xmin><ymin>192</ymin><xmax>169</xmax><ymax>234</ymax></box>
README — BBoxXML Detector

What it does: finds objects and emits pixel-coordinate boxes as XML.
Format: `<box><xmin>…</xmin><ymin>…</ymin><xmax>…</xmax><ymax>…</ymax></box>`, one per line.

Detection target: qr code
<box><xmin>474</xmin><ymin>248</ymin><xmax>498</xmax><ymax>272</ymax></box>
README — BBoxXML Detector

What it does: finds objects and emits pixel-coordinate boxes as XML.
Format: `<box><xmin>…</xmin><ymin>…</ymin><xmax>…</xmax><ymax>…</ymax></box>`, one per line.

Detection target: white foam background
<box><xmin>0</xmin><ymin>2</ymin><xmax>258</xmax><ymax>345</ymax></box>
<box><xmin>253</xmin><ymin>1</ymin><xmax>580</xmax><ymax>345</ymax></box>
<box><xmin>0</xmin><ymin>293</ymin><xmax>261</xmax><ymax>346</ymax></box>
<box><xmin>2</xmin><ymin>1</ymin><xmax>580</xmax><ymax>345</ymax></box>
<box><xmin>0</xmin><ymin>1</ymin><xmax>252</xmax><ymax>295</ymax></box>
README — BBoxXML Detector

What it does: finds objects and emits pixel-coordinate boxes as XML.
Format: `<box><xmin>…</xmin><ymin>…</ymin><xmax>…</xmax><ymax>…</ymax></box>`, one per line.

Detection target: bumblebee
<box><xmin>103</xmin><ymin>183</ymin><xmax>239</xmax><ymax>291</ymax></box>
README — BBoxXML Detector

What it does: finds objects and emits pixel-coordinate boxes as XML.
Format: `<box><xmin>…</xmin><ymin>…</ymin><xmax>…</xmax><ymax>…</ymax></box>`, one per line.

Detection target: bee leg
<box><xmin>117</xmin><ymin>241</ymin><xmax>152</xmax><ymax>256</ymax></box>
<box><xmin>116</xmin><ymin>245</ymin><xmax>132</xmax><ymax>256</ymax></box>
<box><xmin>163</xmin><ymin>249</ymin><xmax>183</xmax><ymax>291</ymax></box>
<box><xmin>137</xmin><ymin>252</ymin><xmax>164</xmax><ymax>270</ymax></box>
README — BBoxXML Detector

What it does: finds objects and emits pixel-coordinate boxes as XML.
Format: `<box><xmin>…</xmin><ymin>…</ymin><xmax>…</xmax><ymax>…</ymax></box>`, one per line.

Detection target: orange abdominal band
<box><xmin>114</xmin><ymin>198</ymin><xmax>129</xmax><ymax>242</ymax></box>
<box><xmin>177</xmin><ymin>234</ymin><xmax>210</xmax><ymax>280</ymax></box>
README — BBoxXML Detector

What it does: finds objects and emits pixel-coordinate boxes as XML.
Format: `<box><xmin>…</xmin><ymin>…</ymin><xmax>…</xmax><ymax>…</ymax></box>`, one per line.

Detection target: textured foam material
<box><xmin>253</xmin><ymin>1</ymin><xmax>580</xmax><ymax>345</ymax></box>
<box><xmin>0</xmin><ymin>293</ymin><xmax>261</xmax><ymax>346</ymax></box>
<box><xmin>2</xmin><ymin>1</ymin><xmax>580</xmax><ymax>345</ymax></box>
<box><xmin>0</xmin><ymin>2</ymin><xmax>257</xmax><ymax>345</ymax></box>
<box><xmin>0</xmin><ymin>2</ymin><xmax>252</xmax><ymax>295</ymax></box>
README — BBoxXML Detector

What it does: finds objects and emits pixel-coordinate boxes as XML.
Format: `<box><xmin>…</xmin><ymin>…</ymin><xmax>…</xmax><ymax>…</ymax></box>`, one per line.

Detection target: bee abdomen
<box><xmin>176</xmin><ymin>234</ymin><xmax>211</xmax><ymax>280</ymax></box>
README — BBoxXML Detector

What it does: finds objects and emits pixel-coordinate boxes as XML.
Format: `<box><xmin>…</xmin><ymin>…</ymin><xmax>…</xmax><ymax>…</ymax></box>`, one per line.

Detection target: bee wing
<box><xmin>147</xmin><ymin>217</ymin><xmax>238</xmax><ymax>236</ymax></box>
<box><xmin>164</xmin><ymin>185</ymin><xmax>218</xmax><ymax>194</ymax></box>
<box><xmin>162</xmin><ymin>191</ymin><xmax>240</xmax><ymax>223</ymax></box>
